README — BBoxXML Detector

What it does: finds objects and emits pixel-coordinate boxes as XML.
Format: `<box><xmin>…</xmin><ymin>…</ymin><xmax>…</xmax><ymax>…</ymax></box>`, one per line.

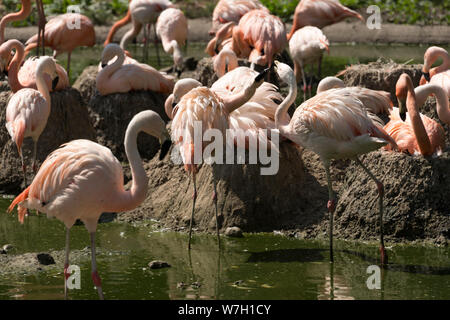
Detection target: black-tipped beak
<box><xmin>400</xmin><ymin>111</ymin><xmax>406</xmax><ymax>121</ymax></box>
<box><xmin>214</xmin><ymin>43</ymin><xmax>220</xmax><ymax>55</ymax></box>
<box><xmin>52</xmin><ymin>76</ymin><xmax>59</xmax><ymax>90</ymax></box>
<box><xmin>172</xmin><ymin>102</ymin><xmax>177</xmax><ymax>109</ymax></box>
<box><xmin>422</xmin><ymin>71</ymin><xmax>430</xmax><ymax>82</ymax></box>
<box><xmin>176</xmin><ymin>67</ymin><xmax>182</xmax><ymax>78</ymax></box>
<box><xmin>101</xmin><ymin>63</ymin><xmax>107</xmax><ymax>68</ymax></box>
<box><xmin>255</xmin><ymin>67</ymin><xmax>270</xmax><ymax>82</ymax></box>
<box><xmin>159</xmin><ymin>139</ymin><xmax>172</xmax><ymax>160</ymax></box>
<box><xmin>2</xmin><ymin>69</ymin><xmax>8</xmax><ymax>76</ymax></box>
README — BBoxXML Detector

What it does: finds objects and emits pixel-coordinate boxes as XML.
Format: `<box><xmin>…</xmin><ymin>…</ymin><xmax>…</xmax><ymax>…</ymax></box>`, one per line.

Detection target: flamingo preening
<box><xmin>273</xmin><ymin>61</ymin><xmax>394</xmax><ymax>265</ymax></box>
<box><xmin>0</xmin><ymin>39</ymin><xmax>69</xmax><ymax>93</ymax></box>
<box><xmin>7</xmin><ymin>110</ymin><xmax>172</xmax><ymax>300</ymax></box>
<box><xmin>5</xmin><ymin>56</ymin><xmax>59</xmax><ymax>185</ymax></box>
<box><xmin>420</xmin><ymin>46</ymin><xmax>450</xmax><ymax>99</ymax></box>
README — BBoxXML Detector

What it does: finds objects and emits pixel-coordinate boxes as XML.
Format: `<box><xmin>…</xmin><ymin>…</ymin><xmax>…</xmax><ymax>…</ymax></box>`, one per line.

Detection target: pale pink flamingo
<box><xmin>289</xmin><ymin>26</ymin><xmax>329</xmax><ymax>99</ymax></box>
<box><xmin>274</xmin><ymin>61</ymin><xmax>395</xmax><ymax>264</ymax></box>
<box><xmin>5</xmin><ymin>56</ymin><xmax>59</xmax><ymax>185</ymax></box>
<box><xmin>420</xmin><ymin>46</ymin><xmax>450</xmax><ymax>98</ymax></box>
<box><xmin>7</xmin><ymin>110</ymin><xmax>172</xmax><ymax>300</ymax></box>
<box><xmin>287</xmin><ymin>0</ymin><xmax>364</xmax><ymax>40</ymax></box>
<box><xmin>383</xmin><ymin>74</ymin><xmax>446</xmax><ymax>156</ymax></box>
<box><xmin>205</xmin><ymin>21</ymin><xmax>234</xmax><ymax>57</ymax></box>
<box><xmin>156</xmin><ymin>8</ymin><xmax>188</xmax><ymax>74</ymax></box>
<box><xmin>0</xmin><ymin>0</ymin><xmax>46</xmax><ymax>56</ymax></box>
<box><xmin>209</xmin><ymin>0</ymin><xmax>268</xmax><ymax>35</ymax></box>
<box><xmin>96</xmin><ymin>43</ymin><xmax>174</xmax><ymax>96</ymax></box>
<box><xmin>24</xmin><ymin>13</ymin><xmax>96</xmax><ymax>75</ymax></box>
<box><xmin>211</xmin><ymin>9</ymin><xmax>287</xmax><ymax>68</ymax></box>
<box><xmin>120</xmin><ymin>0</ymin><xmax>175</xmax><ymax>64</ymax></box>
<box><xmin>170</xmin><ymin>68</ymin><xmax>268</xmax><ymax>249</ymax></box>
<box><xmin>0</xmin><ymin>39</ymin><xmax>69</xmax><ymax>92</ymax></box>
<box><xmin>104</xmin><ymin>0</ymin><xmax>133</xmax><ymax>46</ymax></box>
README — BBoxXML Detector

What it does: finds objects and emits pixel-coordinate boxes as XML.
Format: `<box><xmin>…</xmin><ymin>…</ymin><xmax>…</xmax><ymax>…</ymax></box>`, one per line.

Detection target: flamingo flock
<box><xmin>1</xmin><ymin>0</ymin><xmax>449</xmax><ymax>300</ymax></box>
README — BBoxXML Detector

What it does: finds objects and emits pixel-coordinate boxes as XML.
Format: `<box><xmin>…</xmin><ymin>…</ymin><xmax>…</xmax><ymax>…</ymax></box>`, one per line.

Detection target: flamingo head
<box><xmin>395</xmin><ymin>73</ymin><xmax>414</xmax><ymax>121</ymax></box>
<box><xmin>274</xmin><ymin>61</ymin><xmax>295</xmax><ymax>86</ymax></box>
<box><xmin>36</xmin><ymin>56</ymin><xmax>59</xmax><ymax>90</ymax></box>
<box><xmin>101</xmin><ymin>43</ymin><xmax>123</xmax><ymax>68</ymax></box>
<box><xmin>171</xmin><ymin>78</ymin><xmax>202</xmax><ymax>113</ymax></box>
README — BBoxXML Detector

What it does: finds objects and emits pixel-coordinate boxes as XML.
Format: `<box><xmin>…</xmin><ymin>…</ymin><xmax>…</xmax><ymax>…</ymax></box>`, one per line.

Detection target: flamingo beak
<box><xmin>101</xmin><ymin>63</ymin><xmax>107</xmax><ymax>68</ymax></box>
<box><xmin>397</xmin><ymin>98</ymin><xmax>407</xmax><ymax>121</ymax></box>
<box><xmin>172</xmin><ymin>102</ymin><xmax>177</xmax><ymax>109</ymax></box>
<box><xmin>255</xmin><ymin>67</ymin><xmax>270</xmax><ymax>82</ymax></box>
<box><xmin>159</xmin><ymin>138</ymin><xmax>172</xmax><ymax>160</ymax></box>
<box><xmin>422</xmin><ymin>71</ymin><xmax>430</xmax><ymax>82</ymax></box>
<box><xmin>52</xmin><ymin>76</ymin><xmax>59</xmax><ymax>90</ymax></box>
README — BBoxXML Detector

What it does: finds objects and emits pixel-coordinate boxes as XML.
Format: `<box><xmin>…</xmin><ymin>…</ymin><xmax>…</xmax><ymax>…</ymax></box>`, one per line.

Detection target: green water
<box><xmin>1</xmin><ymin>199</ymin><xmax>449</xmax><ymax>300</ymax></box>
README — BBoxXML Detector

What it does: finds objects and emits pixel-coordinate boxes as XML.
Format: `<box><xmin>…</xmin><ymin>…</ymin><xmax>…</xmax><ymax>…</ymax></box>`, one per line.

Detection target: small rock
<box><xmin>148</xmin><ymin>260</ymin><xmax>171</xmax><ymax>269</ymax></box>
<box><xmin>36</xmin><ymin>253</ymin><xmax>55</xmax><ymax>265</ymax></box>
<box><xmin>225</xmin><ymin>227</ymin><xmax>243</xmax><ymax>238</ymax></box>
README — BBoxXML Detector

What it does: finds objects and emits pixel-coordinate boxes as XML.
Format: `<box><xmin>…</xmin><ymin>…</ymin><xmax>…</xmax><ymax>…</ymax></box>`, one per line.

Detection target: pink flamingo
<box><xmin>383</xmin><ymin>74</ymin><xmax>446</xmax><ymax>156</ymax></box>
<box><xmin>24</xmin><ymin>13</ymin><xmax>96</xmax><ymax>75</ymax></box>
<box><xmin>289</xmin><ymin>26</ymin><xmax>329</xmax><ymax>99</ymax></box>
<box><xmin>104</xmin><ymin>0</ymin><xmax>133</xmax><ymax>46</ymax></box>
<box><xmin>0</xmin><ymin>0</ymin><xmax>46</xmax><ymax>56</ymax></box>
<box><xmin>0</xmin><ymin>39</ymin><xmax>69</xmax><ymax>92</ymax></box>
<box><xmin>287</xmin><ymin>0</ymin><xmax>364</xmax><ymax>40</ymax></box>
<box><xmin>273</xmin><ymin>61</ymin><xmax>395</xmax><ymax>265</ymax></box>
<box><xmin>420</xmin><ymin>46</ymin><xmax>450</xmax><ymax>98</ymax></box>
<box><xmin>96</xmin><ymin>43</ymin><xmax>174</xmax><ymax>96</ymax></box>
<box><xmin>7</xmin><ymin>110</ymin><xmax>172</xmax><ymax>300</ymax></box>
<box><xmin>156</xmin><ymin>8</ymin><xmax>188</xmax><ymax>74</ymax></box>
<box><xmin>205</xmin><ymin>21</ymin><xmax>234</xmax><ymax>57</ymax></box>
<box><xmin>170</xmin><ymin>68</ymin><xmax>268</xmax><ymax>249</ymax></box>
<box><xmin>5</xmin><ymin>56</ymin><xmax>59</xmax><ymax>185</ymax></box>
<box><xmin>209</xmin><ymin>0</ymin><xmax>268</xmax><ymax>35</ymax></box>
<box><xmin>120</xmin><ymin>0</ymin><xmax>175</xmax><ymax>64</ymax></box>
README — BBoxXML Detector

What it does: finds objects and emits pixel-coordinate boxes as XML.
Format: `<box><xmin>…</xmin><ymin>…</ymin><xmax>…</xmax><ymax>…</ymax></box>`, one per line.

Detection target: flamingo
<box><xmin>0</xmin><ymin>39</ymin><xmax>69</xmax><ymax>93</ymax></box>
<box><xmin>383</xmin><ymin>74</ymin><xmax>446</xmax><ymax>156</ymax></box>
<box><xmin>273</xmin><ymin>61</ymin><xmax>395</xmax><ymax>265</ymax></box>
<box><xmin>209</xmin><ymin>0</ymin><xmax>268</xmax><ymax>35</ymax></box>
<box><xmin>420</xmin><ymin>46</ymin><xmax>450</xmax><ymax>98</ymax></box>
<box><xmin>119</xmin><ymin>0</ymin><xmax>175</xmax><ymax>64</ymax></box>
<box><xmin>7</xmin><ymin>110</ymin><xmax>172</xmax><ymax>300</ymax></box>
<box><xmin>156</xmin><ymin>8</ymin><xmax>188</xmax><ymax>75</ymax></box>
<box><xmin>230</xmin><ymin>9</ymin><xmax>287</xmax><ymax>68</ymax></box>
<box><xmin>0</xmin><ymin>0</ymin><xmax>46</xmax><ymax>56</ymax></box>
<box><xmin>287</xmin><ymin>0</ymin><xmax>364</xmax><ymax>40</ymax></box>
<box><xmin>104</xmin><ymin>0</ymin><xmax>133</xmax><ymax>46</ymax></box>
<box><xmin>5</xmin><ymin>56</ymin><xmax>59</xmax><ymax>185</ymax></box>
<box><xmin>205</xmin><ymin>21</ymin><xmax>235</xmax><ymax>58</ymax></box>
<box><xmin>24</xmin><ymin>13</ymin><xmax>96</xmax><ymax>75</ymax></box>
<box><xmin>96</xmin><ymin>43</ymin><xmax>174</xmax><ymax>96</ymax></box>
<box><xmin>289</xmin><ymin>26</ymin><xmax>329</xmax><ymax>100</ymax></box>
<box><xmin>170</xmin><ymin>68</ymin><xmax>268</xmax><ymax>249</ymax></box>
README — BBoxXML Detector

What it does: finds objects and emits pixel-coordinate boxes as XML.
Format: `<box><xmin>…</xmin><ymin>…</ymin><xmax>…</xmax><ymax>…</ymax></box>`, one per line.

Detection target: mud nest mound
<box><xmin>73</xmin><ymin>65</ymin><xmax>98</xmax><ymax>105</ymax></box>
<box><xmin>86</xmin><ymin>88</ymin><xmax>170</xmax><ymax>163</ymax></box>
<box><xmin>338</xmin><ymin>58</ymin><xmax>423</xmax><ymax>100</ymax></box>
<box><xmin>0</xmin><ymin>88</ymin><xmax>96</xmax><ymax>193</ymax></box>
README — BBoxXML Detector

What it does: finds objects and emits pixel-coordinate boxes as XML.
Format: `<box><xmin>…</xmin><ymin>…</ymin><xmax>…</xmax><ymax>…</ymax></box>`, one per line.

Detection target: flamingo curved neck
<box><xmin>109</xmin><ymin>120</ymin><xmax>149</xmax><ymax>212</ymax></box>
<box><xmin>222</xmin><ymin>79</ymin><xmax>258</xmax><ymax>113</ymax></box>
<box><xmin>415</xmin><ymin>84</ymin><xmax>450</xmax><ymax>125</ymax></box>
<box><xmin>275</xmin><ymin>76</ymin><xmax>297</xmax><ymax>135</ymax></box>
<box><xmin>0</xmin><ymin>0</ymin><xmax>32</xmax><ymax>43</ymax></box>
<box><xmin>35</xmin><ymin>61</ymin><xmax>52</xmax><ymax>105</ymax></box>
<box><xmin>101</xmin><ymin>49</ymin><xmax>125</xmax><ymax>79</ymax></box>
<box><xmin>7</xmin><ymin>40</ymin><xmax>26</xmax><ymax>92</ymax></box>
<box><xmin>405</xmin><ymin>88</ymin><xmax>432</xmax><ymax>155</ymax></box>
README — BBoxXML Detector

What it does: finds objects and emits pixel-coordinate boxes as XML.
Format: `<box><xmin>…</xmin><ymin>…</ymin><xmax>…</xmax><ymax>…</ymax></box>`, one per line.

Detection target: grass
<box><xmin>0</xmin><ymin>0</ymin><xmax>448</xmax><ymax>26</ymax></box>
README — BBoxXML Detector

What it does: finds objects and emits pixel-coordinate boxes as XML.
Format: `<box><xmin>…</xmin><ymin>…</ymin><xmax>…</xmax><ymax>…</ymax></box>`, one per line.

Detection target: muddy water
<box><xmin>1</xmin><ymin>199</ymin><xmax>449</xmax><ymax>300</ymax></box>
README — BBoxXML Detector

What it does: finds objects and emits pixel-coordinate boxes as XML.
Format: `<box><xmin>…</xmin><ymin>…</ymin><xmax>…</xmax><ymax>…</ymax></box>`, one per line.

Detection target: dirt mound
<box><xmin>86</xmin><ymin>89</ymin><xmax>170</xmax><ymax>163</ymax></box>
<box><xmin>0</xmin><ymin>88</ymin><xmax>96</xmax><ymax>194</ymax></box>
<box><xmin>73</xmin><ymin>65</ymin><xmax>98</xmax><ymax>105</ymax></box>
<box><xmin>338</xmin><ymin>58</ymin><xmax>423</xmax><ymax>100</ymax></box>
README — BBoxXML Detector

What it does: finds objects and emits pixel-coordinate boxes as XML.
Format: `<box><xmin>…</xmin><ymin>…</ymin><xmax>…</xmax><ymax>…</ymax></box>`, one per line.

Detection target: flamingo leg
<box><xmin>324</xmin><ymin>161</ymin><xmax>335</xmax><ymax>263</ymax></box>
<box><xmin>20</xmin><ymin>152</ymin><xmax>27</xmax><ymax>187</ymax></box>
<box><xmin>66</xmin><ymin>52</ymin><xmax>71</xmax><ymax>77</ymax></box>
<box><xmin>299</xmin><ymin>60</ymin><xmax>307</xmax><ymax>101</ymax></box>
<box><xmin>317</xmin><ymin>55</ymin><xmax>323</xmax><ymax>80</ymax></box>
<box><xmin>32</xmin><ymin>140</ymin><xmax>37</xmax><ymax>173</ymax></box>
<box><xmin>143</xmin><ymin>24</ymin><xmax>149</xmax><ymax>62</ymax></box>
<box><xmin>64</xmin><ymin>228</ymin><xmax>70</xmax><ymax>300</ymax></box>
<box><xmin>212</xmin><ymin>172</ymin><xmax>221</xmax><ymax>249</ymax></box>
<box><xmin>37</xmin><ymin>0</ymin><xmax>46</xmax><ymax>56</ymax></box>
<box><xmin>152</xmin><ymin>23</ymin><xmax>161</xmax><ymax>66</ymax></box>
<box><xmin>90</xmin><ymin>232</ymin><xmax>104</xmax><ymax>300</ymax></box>
<box><xmin>188</xmin><ymin>172</ymin><xmax>197</xmax><ymax>250</ymax></box>
<box><xmin>307</xmin><ymin>63</ymin><xmax>313</xmax><ymax>98</ymax></box>
<box><xmin>355</xmin><ymin>157</ymin><xmax>388</xmax><ymax>265</ymax></box>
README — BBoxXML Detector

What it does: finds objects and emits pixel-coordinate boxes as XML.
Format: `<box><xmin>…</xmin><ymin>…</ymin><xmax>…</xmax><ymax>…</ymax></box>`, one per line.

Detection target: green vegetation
<box><xmin>0</xmin><ymin>0</ymin><xmax>448</xmax><ymax>26</ymax></box>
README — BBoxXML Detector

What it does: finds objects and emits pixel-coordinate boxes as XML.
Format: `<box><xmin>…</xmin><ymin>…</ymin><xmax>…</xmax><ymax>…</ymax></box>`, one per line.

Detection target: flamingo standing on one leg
<box><xmin>96</xmin><ymin>44</ymin><xmax>174</xmax><ymax>95</ymax></box>
<box><xmin>170</xmin><ymin>68</ymin><xmax>268</xmax><ymax>249</ymax></box>
<box><xmin>156</xmin><ymin>8</ymin><xmax>188</xmax><ymax>75</ymax></box>
<box><xmin>0</xmin><ymin>0</ymin><xmax>46</xmax><ymax>56</ymax></box>
<box><xmin>104</xmin><ymin>0</ymin><xmax>133</xmax><ymax>46</ymax></box>
<box><xmin>287</xmin><ymin>0</ymin><xmax>364</xmax><ymax>40</ymax></box>
<box><xmin>0</xmin><ymin>39</ymin><xmax>69</xmax><ymax>92</ymax></box>
<box><xmin>383</xmin><ymin>74</ymin><xmax>446</xmax><ymax>156</ymax></box>
<box><xmin>289</xmin><ymin>26</ymin><xmax>329</xmax><ymax>100</ymax></box>
<box><xmin>120</xmin><ymin>0</ymin><xmax>175</xmax><ymax>65</ymax></box>
<box><xmin>209</xmin><ymin>0</ymin><xmax>268</xmax><ymax>35</ymax></box>
<box><xmin>273</xmin><ymin>61</ymin><xmax>395</xmax><ymax>265</ymax></box>
<box><xmin>5</xmin><ymin>56</ymin><xmax>59</xmax><ymax>185</ymax></box>
<box><xmin>420</xmin><ymin>46</ymin><xmax>450</xmax><ymax>98</ymax></box>
<box><xmin>24</xmin><ymin>13</ymin><xmax>96</xmax><ymax>75</ymax></box>
<box><xmin>7</xmin><ymin>110</ymin><xmax>172</xmax><ymax>300</ymax></box>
